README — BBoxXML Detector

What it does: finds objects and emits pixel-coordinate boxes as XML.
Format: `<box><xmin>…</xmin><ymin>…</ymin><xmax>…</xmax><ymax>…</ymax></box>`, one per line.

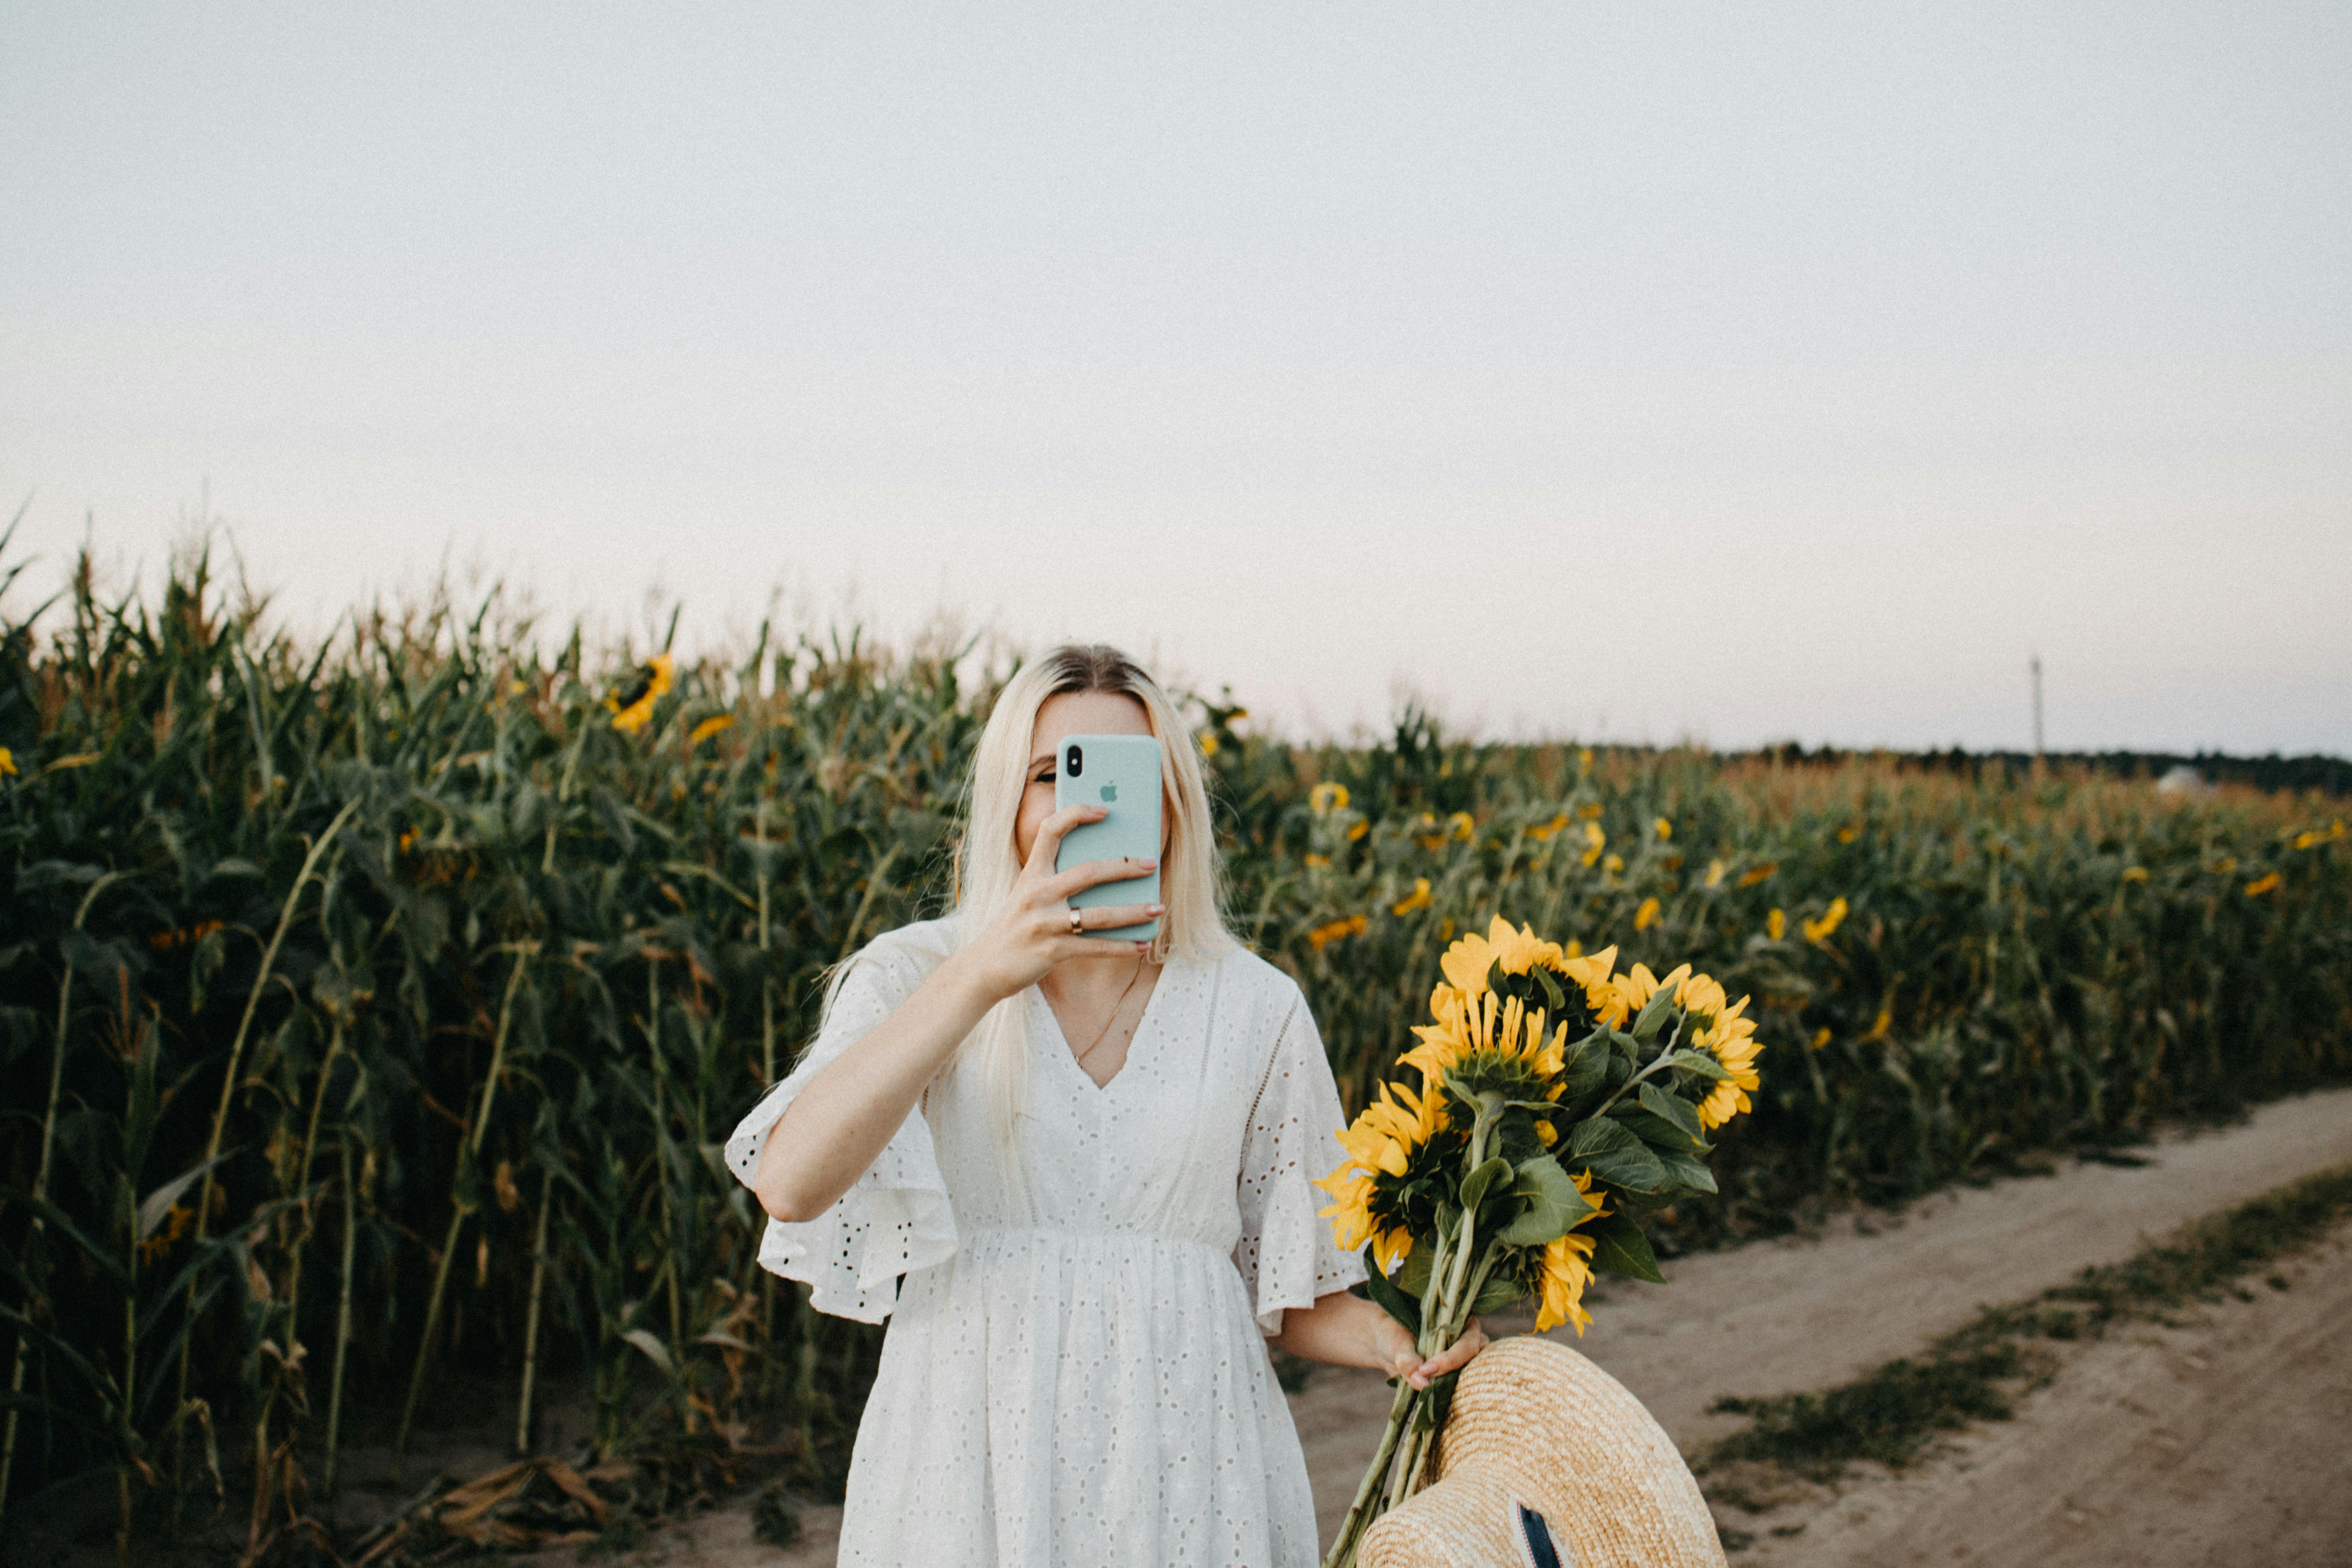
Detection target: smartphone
<box><xmin>1053</xmin><ymin>732</ymin><xmax>1164</xmax><ymax>941</ymax></box>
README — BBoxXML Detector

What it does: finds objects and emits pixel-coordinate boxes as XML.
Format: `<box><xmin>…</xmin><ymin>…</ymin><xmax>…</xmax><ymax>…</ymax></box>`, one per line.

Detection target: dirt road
<box><xmin>1738</xmin><ymin>1222</ymin><xmax>2352</xmax><ymax>1566</ymax></box>
<box><xmin>554</xmin><ymin>1084</ymin><xmax>2352</xmax><ymax>1564</ymax></box>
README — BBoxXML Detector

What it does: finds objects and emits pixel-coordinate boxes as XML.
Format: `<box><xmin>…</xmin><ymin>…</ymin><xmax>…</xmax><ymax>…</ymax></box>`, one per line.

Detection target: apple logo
<box><xmin>1100</xmin><ymin>783</ymin><xmax>1118</xmax><ymax>803</ymax></box>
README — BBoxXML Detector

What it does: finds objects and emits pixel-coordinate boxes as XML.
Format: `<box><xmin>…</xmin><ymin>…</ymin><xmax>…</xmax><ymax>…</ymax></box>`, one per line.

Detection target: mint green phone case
<box><xmin>1053</xmin><ymin>733</ymin><xmax>1163</xmax><ymax>940</ymax></box>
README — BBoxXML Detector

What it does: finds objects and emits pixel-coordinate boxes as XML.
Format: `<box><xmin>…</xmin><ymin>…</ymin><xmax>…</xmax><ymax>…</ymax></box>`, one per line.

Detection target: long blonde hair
<box><xmin>949</xmin><ymin>644</ymin><xmax>1236</xmax><ymax>1195</ymax></box>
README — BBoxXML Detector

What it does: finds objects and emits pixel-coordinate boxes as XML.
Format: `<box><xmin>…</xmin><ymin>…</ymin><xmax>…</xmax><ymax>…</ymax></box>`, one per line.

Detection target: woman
<box><xmin>728</xmin><ymin>643</ymin><xmax>1487</xmax><ymax>1565</ymax></box>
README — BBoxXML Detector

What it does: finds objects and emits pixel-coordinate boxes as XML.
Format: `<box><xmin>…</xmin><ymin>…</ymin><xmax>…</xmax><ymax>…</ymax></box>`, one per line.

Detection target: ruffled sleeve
<box><xmin>724</xmin><ymin>931</ymin><xmax>959</xmax><ymax>1323</ymax></box>
<box><xmin>1233</xmin><ymin>986</ymin><xmax>1370</xmax><ymax>1337</ymax></box>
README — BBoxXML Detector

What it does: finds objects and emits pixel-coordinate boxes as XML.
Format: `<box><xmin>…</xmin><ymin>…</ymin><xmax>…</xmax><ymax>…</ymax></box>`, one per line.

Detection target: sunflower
<box><xmin>1534</xmin><ymin>1228</ymin><xmax>1599</xmax><ymax>1335</ymax></box>
<box><xmin>1691</xmin><ymin>993</ymin><xmax>1763</xmax><ymax>1130</ymax></box>
<box><xmin>609</xmin><ymin>654</ymin><xmax>676</xmax><ymax>736</ymax></box>
<box><xmin>1439</xmin><ymin>914</ymin><xmax>1609</xmax><ymax>999</ymax></box>
<box><xmin>1315</xmin><ymin>1079</ymin><xmax>1445</xmax><ymax>1271</ymax></box>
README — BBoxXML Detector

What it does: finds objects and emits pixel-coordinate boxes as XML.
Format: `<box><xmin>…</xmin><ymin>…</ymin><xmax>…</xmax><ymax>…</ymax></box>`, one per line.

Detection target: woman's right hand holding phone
<box><xmin>953</xmin><ymin>803</ymin><xmax>1162</xmax><ymax>1005</ymax></box>
<box><xmin>752</xmin><ymin>802</ymin><xmax>1161</xmax><ymax>1222</ymax></box>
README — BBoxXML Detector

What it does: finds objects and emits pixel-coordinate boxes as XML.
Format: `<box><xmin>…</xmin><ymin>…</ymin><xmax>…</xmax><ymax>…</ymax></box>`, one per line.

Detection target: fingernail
<box><xmin>1147</xmin><ymin>903</ymin><xmax>1165</xmax><ymax>914</ymax></box>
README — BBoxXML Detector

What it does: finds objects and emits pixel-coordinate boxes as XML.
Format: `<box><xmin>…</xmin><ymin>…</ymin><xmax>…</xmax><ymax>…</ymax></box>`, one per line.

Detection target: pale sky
<box><xmin>5</xmin><ymin>4</ymin><xmax>2348</xmax><ymax>754</ymax></box>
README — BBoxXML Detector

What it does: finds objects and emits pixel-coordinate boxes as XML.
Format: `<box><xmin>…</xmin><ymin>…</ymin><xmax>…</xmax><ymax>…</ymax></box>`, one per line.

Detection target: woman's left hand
<box><xmin>1372</xmin><ymin>1311</ymin><xmax>1488</xmax><ymax>1391</ymax></box>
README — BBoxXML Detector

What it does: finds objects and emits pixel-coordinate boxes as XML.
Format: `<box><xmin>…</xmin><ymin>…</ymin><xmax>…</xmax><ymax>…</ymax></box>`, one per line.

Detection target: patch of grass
<box><xmin>1694</xmin><ymin>1162</ymin><xmax>2352</xmax><ymax>1496</ymax></box>
<box><xmin>752</xmin><ymin>1480</ymin><xmax>803</xmax><ymax>1547</ymax></box>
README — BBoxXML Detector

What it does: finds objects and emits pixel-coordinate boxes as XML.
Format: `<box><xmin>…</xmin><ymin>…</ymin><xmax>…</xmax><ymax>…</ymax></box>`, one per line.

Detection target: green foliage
<box><xmin>0</xmin><ymin>540</ymin><xmax>2346</xmax><ymax>1540</ymax></box>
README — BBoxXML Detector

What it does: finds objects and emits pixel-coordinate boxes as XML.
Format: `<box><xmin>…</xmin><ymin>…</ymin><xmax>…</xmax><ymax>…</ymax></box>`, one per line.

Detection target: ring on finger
<box><xmin>1068</xmin><ymin>907</ymin><xmax>1084</xmax><ymax>935</ymax></box>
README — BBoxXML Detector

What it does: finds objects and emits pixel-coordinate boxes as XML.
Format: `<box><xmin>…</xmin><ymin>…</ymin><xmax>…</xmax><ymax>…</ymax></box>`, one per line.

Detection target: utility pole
<box><xmin>2030</xmin><ymin>654</ymin><xmax>2045</xmax><ymax>761</ymax></box>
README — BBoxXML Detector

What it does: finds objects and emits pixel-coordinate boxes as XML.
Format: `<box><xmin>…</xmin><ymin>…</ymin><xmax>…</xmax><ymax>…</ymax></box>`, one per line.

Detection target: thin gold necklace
<box><xmin>1072</xmin><ymin>955</ymin><xmax>1149</xmax><ymax>1067</ymax></box>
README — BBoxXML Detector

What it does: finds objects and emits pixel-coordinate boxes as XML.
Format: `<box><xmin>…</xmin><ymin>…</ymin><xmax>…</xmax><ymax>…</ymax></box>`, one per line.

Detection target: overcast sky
<box><xmin>4</xmin><ymin>4</ymin><xmax>2347</xmax><ymax>753</ymax></box>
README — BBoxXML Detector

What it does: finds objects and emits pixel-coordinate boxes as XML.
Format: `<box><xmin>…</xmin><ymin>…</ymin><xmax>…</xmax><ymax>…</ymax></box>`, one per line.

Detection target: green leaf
<box><xmin>1395</xmin><ymin>1240</ymin><xmax>1435</xmax><ymax>1300</ymax></box>
<box><xmin>1494</xmin><ymin>1154</ymin><xmax>1596</xmax><ymax>1245</ymax></box>
<box><xmin>1530</xmin><ymin>964</ymin><xmax>1565</xmax><ymax>1009</ymax></box>
<box><xmin>1566</xmin><ymin>1116</ymin><xmax>1671</xmax><ymax>1193</ymax></box>
<box><xmin>1362</xmin><ymin>1246</ymin><xmax>1423</xmax><ymax>1334</ymax></box>
<box><xmin>1631</xmin><ymin>986</ymin><xmax>1678</xmax><ymax>1043</ymax></box>
<box><xmin>1585</xmin><ymin>1209</ymin><xmax>1667</xmax><ymax>1284</ymax></box>
<box><xmin>1558</xmin><ymin>1033</ymin><xmax>1609</xmax><ymax>1097</ymax></box>
<box><xmin>1637</xmin><ymin>1083</ymin><xmax>1706</xmax><ymax>1147</ymax></box>
<box><xmin>1649</xmin><ymin>1144</ymin><xmax>1719</xmax><ymax>1195</ymax></box>
<box><xmin>1670</xmin><ymin>1047</ymin><xmax>1733</xmax><ymax>1082</ymax></box>
<box><xmin>1459</xmin><ymin>1154</ymin><xmax>1514</xmax><ymax>1214</ymax></box>
<box><xmin>1470</xmin><ymin>1273</ymin><xmax>1527</xmax><ymax>1315</ymax></box>
<box><xmin>1615</xmin><ymin>1108</ymin><xmax>1714</xmax><ymax>1156</ymax></box>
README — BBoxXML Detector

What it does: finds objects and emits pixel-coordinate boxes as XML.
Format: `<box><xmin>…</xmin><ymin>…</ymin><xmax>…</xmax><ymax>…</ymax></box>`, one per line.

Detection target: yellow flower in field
<box><xmin>1391</xmin><ymin>878</ymin><xmax>1432</xmax><ymax>916</ymax></box>
<box><xmin>1867</xmin><ymin>1007</ymin><xmax>1892</xmax><ymax>1041</ymax></box>
<box><xmin>1199</xmin><ymin>732</ymin><xmax>1220</xmax><ymax>757</ymax></box>
<box><xmin>1307</xmin><ymin>913</ymin><xmax>1366</xmax><ymax>952</ymax></box>
<box><xmin>1704</xmin><ymin>859</ymin><xmax>1726</xmax><ymax>888</ymax></box>
<box><xmin>2121</xmin><ymin>866</ymin><xmax>2149</xmax><ymax>882</ymax></box>
<box><xmin>1347</xmin><ymin>820</ymin><xmax>1369</xmax><ymax>841</ymax></box>
<box><xmin>0</xmin><ymin>747</ymin><xmax>14</xmax><ymax>777</ymax></box>
<box><xmin>1310</xmin><ymin>782</ymin><xmax>1349</xmax><ymax>815</ymax></box>
<box><xmin>1305</xmin><ymin>853</ymin><xmax>1331</xmax><ymax>869</ymax></box>
<box><xmin>1766</xmin><ymin>908</ymin><xmax>1786</xmax><ymax>941</ymax></box>
<box><xmin>1801</xmin><ymin>897</ymin><xmax>1849</xmax><ymax>943</ymax></box>
<box><xmin>1836</xmin><ymin>824</ymin><xmax>1860</xmax><ymax>843</ymax></box>
<box><xmin>1602</xmin><ymin>853</ymin><xmax>1623</xmax><ymax>877</ymax></box>
<box><xmin>1578</xmin><ymin>801</ymin><xmax>1601</xmax><ymax>819</ymax></box>
<box><xmin>1535</xmin><ymin>1227</ymin><xmax>1600</xmax><ymax>1336</ymax></box>
<box><xmin>1654</xmin><ymin>816</ymin><xmax>1672</xmax><ymax>841</ymax></box>
<box><xmin>609</xmin><ymin>654</ymin><xmax>676</xmax><ymax>736</ymax></box>
<box><xmin>1581</xmin><ymin>821</ymin><xmax>1606</xmax><ymax>868</ymax></box>
<box><xmin>1739</xmin><ymin>861</ymin><xmax>1777</xmax><ymax>887</ymax></box>
<box><xmin>1634</xmin><ymin>897</ymin><xmax>1661</xmax><ymax>932</ymax></box>
<box><xmin>2291</xmin><ymin>820</ymin><xmax>2345</xmax><ymax>850</ymax></box>
<box><xmin>1811</xmin><ymin>1026</ymin><xmax>1832</xmax><ymax>1049</ymax></box>
<box><xmin>1228</xmin><ymin>708</ymin><xmax>1248</xmax><ymax>722</ymax></box>
<box><xmin>1526</xmin><ymin>812</ymin><xmax>1570</xmax><ymax>842</ymax></box>
<box><xmin>1449</xmin><ymin>811</ymin><xmax>1475</xmax><ymax>842</ymax></box>
<box><xmin>2243</xmin><ymin>872</ymin><xmax>2281</xmax><ymax>897</ymax></box>
<box><xmin>688</xmin><ymin>713</ymin><xmax>735</xmax><ymax>747</ymax></box>
<box><xmin>2211</xmin><ymin>857</ymin><xmax>2238</xmax><ymax>876</ymax></box>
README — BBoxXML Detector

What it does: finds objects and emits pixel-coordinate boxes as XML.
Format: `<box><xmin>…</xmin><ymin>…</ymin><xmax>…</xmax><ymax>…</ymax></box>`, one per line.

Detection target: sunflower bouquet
<box><xmin>1315</xmin><ymin>916</ymin><xmax>1761</xmax><ymax>1568</ymax></box>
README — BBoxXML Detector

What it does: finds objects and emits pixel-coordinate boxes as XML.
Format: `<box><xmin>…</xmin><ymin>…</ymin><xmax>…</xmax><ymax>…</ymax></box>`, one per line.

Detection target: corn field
<box><xmin>1</xmin><ymin>540</ymin><xmax>2346</xmax><ymax>1557</ymax></box>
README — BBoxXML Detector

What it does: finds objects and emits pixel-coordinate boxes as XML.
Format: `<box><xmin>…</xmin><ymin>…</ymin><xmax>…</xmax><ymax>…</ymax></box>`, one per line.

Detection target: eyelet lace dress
<box><xmin>725</xmin><ymin>918</ymin><xmax>1367</xmax><ymax>1566</ymax></box>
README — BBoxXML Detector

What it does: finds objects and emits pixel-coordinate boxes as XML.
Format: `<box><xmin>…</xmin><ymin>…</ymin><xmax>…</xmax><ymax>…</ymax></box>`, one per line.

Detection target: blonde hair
<box><xmin>948</xmin><ymin>644</ymin><xmax>1236</xmax><ymax>1199</ymax></box>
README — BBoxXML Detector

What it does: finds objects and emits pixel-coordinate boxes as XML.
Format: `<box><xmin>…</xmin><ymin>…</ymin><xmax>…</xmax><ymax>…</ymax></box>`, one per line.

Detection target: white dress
<box><xmin>725</xmin><ymin>918</ymin><xmax>1367</xmax><ymax>1567</ymax></box>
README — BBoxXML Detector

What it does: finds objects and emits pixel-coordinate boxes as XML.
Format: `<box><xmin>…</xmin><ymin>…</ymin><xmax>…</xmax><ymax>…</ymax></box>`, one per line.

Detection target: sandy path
<box><xmin>1733</xmin><ymin>1222</ymin><xmax>2352</xmax><ymax>1567</ymax></box>
<box><xmin>554</xmin><ymin>1085</ymin><xmax>2352</xmax><ymax>1564</ymax></box>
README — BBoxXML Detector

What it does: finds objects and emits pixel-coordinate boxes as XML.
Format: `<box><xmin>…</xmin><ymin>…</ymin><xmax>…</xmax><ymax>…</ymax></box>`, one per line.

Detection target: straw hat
<box><xmin>1356</xmin><ymin>1337</ymin><xmax>1726</xmax><ymax>1568</ymax></box>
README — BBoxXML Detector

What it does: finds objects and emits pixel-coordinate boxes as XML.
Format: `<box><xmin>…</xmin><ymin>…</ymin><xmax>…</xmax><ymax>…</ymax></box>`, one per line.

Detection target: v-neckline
<box><xmin>1037</xmin><ymin>958</ymin><xmax>1170</xmax><ymax>1095</ymax></box>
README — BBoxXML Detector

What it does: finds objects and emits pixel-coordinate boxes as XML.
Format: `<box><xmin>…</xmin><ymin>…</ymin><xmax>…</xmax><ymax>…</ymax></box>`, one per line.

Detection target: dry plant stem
<box><xmin>321</xmin><ymin>1138</ymin><xmax>356</xmax><ymax>1497</ymax></box>
<box><xmin>754</xmin><ymin>794</ymin><xmax>785</xmax><ymax>1404</ymax></box>
<box><xmin>174</xmin><ymin>804</ymin><xmax>358</xmax><ymax>1503</ymax></box>
<box><xmin>0</xmin><ymin>870</ymin><xmax>128</xmax><ymax>1520</ymax></box>
<box><xmin>393</xmin><ymin>946</ymin><xmax>531</xmax><ymax>1476</ymax></box>
<box><xmin>514</xmin><ymin>1170</ymin><xmax>553</xmax><ymax>1457</ymax></box>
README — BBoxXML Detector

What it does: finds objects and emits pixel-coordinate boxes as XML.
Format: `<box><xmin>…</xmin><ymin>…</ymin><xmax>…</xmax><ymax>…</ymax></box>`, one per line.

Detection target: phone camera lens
<box><xmin>1066</xmin><ymin>744</ymin><xmax>1083</xmax><ymax>779</ymax></box>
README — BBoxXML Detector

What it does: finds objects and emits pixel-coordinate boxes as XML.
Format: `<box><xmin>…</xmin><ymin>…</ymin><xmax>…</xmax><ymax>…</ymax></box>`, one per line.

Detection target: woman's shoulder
<box><xmin>1195</xmin><ymin>940</ymin><xmax>1311</xmax><ymax>1018</ymax></box>
<box><xmin>843</xmin><ymin>916</ymin><xmax>960</xmax><ymax>987</ymax></box>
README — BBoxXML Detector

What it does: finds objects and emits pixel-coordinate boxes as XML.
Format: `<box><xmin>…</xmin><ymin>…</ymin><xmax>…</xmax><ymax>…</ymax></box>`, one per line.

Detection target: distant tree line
<box><xmin>1744</xmin><ymin>744</ymin><xmax>2351</xmax><ymax>799</ymax></box>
